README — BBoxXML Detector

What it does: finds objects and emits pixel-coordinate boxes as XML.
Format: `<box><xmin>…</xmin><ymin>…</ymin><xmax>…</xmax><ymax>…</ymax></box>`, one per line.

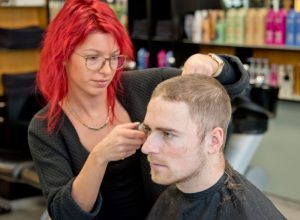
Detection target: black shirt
<box><xmin>146</xmin><ymin>167</ymin><xmax>286</xmax><ymax>220</ymax></box>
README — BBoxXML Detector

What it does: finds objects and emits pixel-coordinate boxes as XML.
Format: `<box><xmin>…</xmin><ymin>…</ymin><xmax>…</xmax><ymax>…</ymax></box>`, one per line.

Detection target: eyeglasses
<box><xmin>74</xmin><ymin>52</ymin><xmax>127</xmax><ymax>71</ymax></box>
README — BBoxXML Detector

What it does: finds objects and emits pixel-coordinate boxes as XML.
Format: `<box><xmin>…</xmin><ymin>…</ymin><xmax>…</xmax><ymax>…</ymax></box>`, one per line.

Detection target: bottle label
<box><xmin>266</xmin><ymin>30</ymin><xmax>274</xmax><ymax>43</ymax></box>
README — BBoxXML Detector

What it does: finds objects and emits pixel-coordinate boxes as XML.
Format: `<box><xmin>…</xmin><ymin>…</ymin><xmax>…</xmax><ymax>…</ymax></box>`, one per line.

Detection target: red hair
<box><xmin>37</xmin><ymin>0</ymin><xmax>134</xmax><ymax>132</ymax></box>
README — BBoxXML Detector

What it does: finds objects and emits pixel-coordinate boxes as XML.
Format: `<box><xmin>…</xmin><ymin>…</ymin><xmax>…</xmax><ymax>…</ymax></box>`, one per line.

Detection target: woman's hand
<box><xmin>182</xmin><ymin>53</ymin><xmax>219</xmax><ymax>76</ymax></box>
<box><xmin>92</xmin><ymin>122</ymin><xmax>145</xmax><ymax>164</ymax></box>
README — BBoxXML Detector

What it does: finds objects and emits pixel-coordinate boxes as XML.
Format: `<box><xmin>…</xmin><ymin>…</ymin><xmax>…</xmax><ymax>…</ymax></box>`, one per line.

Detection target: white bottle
<box><xmin>285</xmin><ymin>64</ymin><xmax>295</xmax><ymax>97</ymax></box>
<box><xmin>278</xmin><ymin>64</ymin><xmax>294</xmax><ymax>99</ymax></box>
<box><xmin>192</xmin><ymin>10</ymin><xmax>203</xmax><ymax>43</ymax></box>
<box><xmin>248</xmin><ymin>57</ymin><xmax>257</xmax><ymax>84</ymax></box>
<box><xmin>255</xmin><ymin>58</ymin><xmax>264</xmax><ymax>85</ymax></box>
<box><xmin>261</xmin><ymin>58</ymin><xmax>270</xmax><ymax>85</ymax></box>
<box><xmin>184</xmin><ymin>14</ymin><xmax>194</xmax><ymax>40</ymax></box>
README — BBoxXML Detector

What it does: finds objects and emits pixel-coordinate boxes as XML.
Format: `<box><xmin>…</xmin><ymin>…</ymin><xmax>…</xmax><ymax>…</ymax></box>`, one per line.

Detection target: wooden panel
<box><xmin>198</xmin><ymin>45</ymin><xmax>236</xmax><ymax>55</ymax></box>
<box><xmin>37</xmin><ymin>7</ymin><xmax>48</xmax><ymax>28</ymax></box>
<box><xmin>0</xmin><ymin>49</ymin><xmax>40</xmax><ymax>95</ymax></box>
<box><xmin>0</xmin><ymin>7</ymin><xmax>47</xmax><ymax>28</ymax></box>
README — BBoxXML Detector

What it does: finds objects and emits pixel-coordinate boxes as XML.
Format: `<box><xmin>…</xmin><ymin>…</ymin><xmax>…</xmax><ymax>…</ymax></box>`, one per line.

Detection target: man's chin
<box><xmin>151</xmin><ymin>174</ymin><xmax>173</xmax><ymax>185</ymax></box>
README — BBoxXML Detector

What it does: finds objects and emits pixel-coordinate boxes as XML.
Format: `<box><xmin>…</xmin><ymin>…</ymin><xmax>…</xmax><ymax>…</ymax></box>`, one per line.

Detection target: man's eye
<box><xmin>162</xmin><ymin>131</ymin><xmax>173</xmax><ymax>138</ymax></box>
<box><xmin>143</xmin><ymin>127</ymin><xmax>151</xmax><ymax>134</ymax></box>
<box><xmin>140</xmin><ymin>125</ymin><xmax>150</xmax><ymax>135</ymax></box>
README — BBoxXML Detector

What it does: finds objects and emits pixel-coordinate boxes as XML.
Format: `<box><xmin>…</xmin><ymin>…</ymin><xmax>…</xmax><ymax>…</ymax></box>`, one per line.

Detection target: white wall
<box><xmin>251</xmin><ymin>101</ymin><xmax>300</xmax><ymax>202</ymax></box>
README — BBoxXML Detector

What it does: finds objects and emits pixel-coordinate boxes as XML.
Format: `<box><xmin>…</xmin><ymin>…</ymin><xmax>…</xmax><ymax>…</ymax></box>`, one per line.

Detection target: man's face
<box><xmin>141</xmin><ymin>96</ymin><xmax>207</xmax><ymax>186</ymax></box>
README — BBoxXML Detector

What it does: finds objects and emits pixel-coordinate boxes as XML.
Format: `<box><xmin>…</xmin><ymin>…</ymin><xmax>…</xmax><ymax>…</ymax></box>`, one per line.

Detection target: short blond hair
<box><xmin>151</xmin><ymin>74</ymin><xmax>232</xmax><ymax>146</ymax></box>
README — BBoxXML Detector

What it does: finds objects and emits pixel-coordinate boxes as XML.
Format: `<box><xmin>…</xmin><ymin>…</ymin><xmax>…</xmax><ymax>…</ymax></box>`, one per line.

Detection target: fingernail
<box><xmin>138</xmin><ymin>123</ymin><xmax>144</xmax><ymax>131</ymax></box>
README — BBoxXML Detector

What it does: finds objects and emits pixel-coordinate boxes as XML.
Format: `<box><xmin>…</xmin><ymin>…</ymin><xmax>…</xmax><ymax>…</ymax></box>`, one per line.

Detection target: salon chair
<box><xmin>0</xmin><ymin>72</ymin><xmax>44</xmax><ymax>215</ymax></box>
<box><xmin>225</xmin><ymin>84</ymin><xmax>279</xmax><ymax>190</ymax></box>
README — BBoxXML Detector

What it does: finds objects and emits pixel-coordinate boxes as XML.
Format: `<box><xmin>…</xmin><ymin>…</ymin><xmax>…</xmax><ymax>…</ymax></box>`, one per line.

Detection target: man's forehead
<box><xmin>147</xmin><ymin>98</ymin><xmax>187</xmax><ymax>118</ymax></box>
<box><xmin>145</xmin><ymin>98</ymin><xmax>193</xmax><ymax>128</ymax></box>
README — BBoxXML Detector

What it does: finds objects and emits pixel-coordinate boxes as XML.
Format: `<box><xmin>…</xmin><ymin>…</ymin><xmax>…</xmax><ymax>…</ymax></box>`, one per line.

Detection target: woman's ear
<box><xmin>207</xmin><ymin>127</ymin><xmax>224</xmax><ymax>154</ymax></box>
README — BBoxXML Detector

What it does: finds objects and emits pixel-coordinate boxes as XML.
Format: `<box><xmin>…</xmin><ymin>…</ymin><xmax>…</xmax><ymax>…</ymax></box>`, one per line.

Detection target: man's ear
<box><xmin>207</xmin><ymin>127</ymin><xmax>224</xmax><ymax>154</ymax></box>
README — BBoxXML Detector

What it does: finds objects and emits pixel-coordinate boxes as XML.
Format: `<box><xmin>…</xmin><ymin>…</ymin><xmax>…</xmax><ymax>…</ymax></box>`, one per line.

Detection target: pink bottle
<box><xmin>157</xmin><ymin>49</ymin><xmax>166</xmax><ymax>67</ymax></box>
<box><xmin>274</xmin><ymin>9</ymin><xmax>287</xmax><ymax>45</ymax></box>
<box><xmin>269</xmin><ymin>64</ymin><xmax>278</xmax><ymax>87</ymax></box>
<box><xmin>265</xmin><ymin>8</ymin><xmax>276</xmax><ymax>44</ymax></box>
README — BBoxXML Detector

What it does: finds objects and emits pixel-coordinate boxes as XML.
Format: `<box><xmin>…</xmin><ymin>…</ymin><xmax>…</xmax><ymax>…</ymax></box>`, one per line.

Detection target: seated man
<box><xmin>141</xmin><ymin>74</ymin><xmax>286</xmax><ymax>220</ymax></box>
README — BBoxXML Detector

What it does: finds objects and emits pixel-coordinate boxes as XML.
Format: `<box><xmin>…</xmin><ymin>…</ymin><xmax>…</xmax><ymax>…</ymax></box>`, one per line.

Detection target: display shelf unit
<box><xmin>127</xmin><ymin>0</ymin><xmax>300</xmax><ymax>101</ymax></box>
<box><xmin>129</xmin><ymin>0</ymin><xmax>300</xmax><ymax>67</ymax></box>
<box><xmin>183</xmin><ymin>40</ymin><xmax>300</xmax><ymax>51</ymax></box>
<box><xmin>128</xmin><ymin>0</ymin><xmax>225</xmax><ymax>67</ymax></box>
<box><xmin>0</xmin><ymin>5</ymin><xmax>48</xmax><ymax>95</ymax></box>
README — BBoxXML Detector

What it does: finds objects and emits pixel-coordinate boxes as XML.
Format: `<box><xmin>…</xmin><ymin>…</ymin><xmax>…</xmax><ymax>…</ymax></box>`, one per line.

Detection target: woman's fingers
<box><xmin>94</xmin><ymin>122</ymin><xmax>146</xmax><ymax>162</ymax></box>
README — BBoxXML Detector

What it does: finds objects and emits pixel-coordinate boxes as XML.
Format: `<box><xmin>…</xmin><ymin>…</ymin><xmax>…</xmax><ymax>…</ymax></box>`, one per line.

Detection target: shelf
<box><xmin>182</xmin><ymin>39</ymin><xmax>300</xmax><ymax>52</ymax></box>
<box><xmin>0</xmin><ymin>7</ymin><xmax>48</xmax><ymax>29</ymax></box>
<box><xmin>132</xmin><ymin>36</ymin><xmax>178</xmax><ymax>42</ymax></box>
<box><xmin>0</xmin><ymin>47</ymin><xmax>41</xmax><ymax>51</ymax></box>
<box><xmin>279</xmin><ymin>96</ymin><xmax>300</xmax><ymax>102</ymax></box>
<box><xmin>0</xmin><ymin>5</ymin><xmax>46</xmax><ymax>8</ymax></box>
<box><xmin>134</xmin><ymin>37</ymin><xmax>300</xmax><ymax>52</ymax></box>
<box><xmin>152</xmin><ymin>36</ymin><xmax>178</xmax><ymax>42</ymax></box>
<box><xmin>0</xmin><ymin>49</ymin><xmax>40</xmax><ymax>95</ymax></box>
<box><xmin>127</xmin><ymin>0</ymin><xmax>300</xmax><ymax>104</ymax></box>
<box><xmin>0</xmin><ymin>0</ymin><xmax>46</xmax><ymax>7</ymax></box>
<box><xmin>131</xmin><ymin>35</ymin><xmax>149</xmax><ymax>41</ymax></box>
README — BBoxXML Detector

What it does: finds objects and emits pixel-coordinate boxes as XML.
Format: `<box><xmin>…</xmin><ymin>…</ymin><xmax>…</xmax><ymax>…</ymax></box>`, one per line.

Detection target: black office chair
<box><xmin>0</xmin><ymin>72</ymin><xmax>45</xmax><ymax>214</ymax></box>
<box><xmin>1</xmin><ymin>72</ymin><xmax>43</xmax><ymax>158</ymax></box>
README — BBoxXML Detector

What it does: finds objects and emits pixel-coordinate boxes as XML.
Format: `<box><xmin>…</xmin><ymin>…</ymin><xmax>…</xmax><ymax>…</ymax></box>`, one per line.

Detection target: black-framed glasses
<box><xmin>74</xmin><ymin>52</ymin><xmax>127</xmax><ymax>71</ymax></box>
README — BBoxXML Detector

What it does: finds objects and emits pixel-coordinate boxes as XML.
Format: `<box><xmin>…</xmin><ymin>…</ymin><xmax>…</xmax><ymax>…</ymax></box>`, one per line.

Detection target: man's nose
<box><xmin>141</xmin><ymin>133</ymin><xmax>160</xmax><ymax>154</ymax></box>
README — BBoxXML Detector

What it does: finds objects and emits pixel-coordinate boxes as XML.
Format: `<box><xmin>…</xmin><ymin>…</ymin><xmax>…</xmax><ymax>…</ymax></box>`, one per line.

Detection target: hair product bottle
<box><xmin>192</xmin><ymin>10</ymin><xmax>203</xmax><ymax>43</ymax></box>
<box><xmin>269</xmin><ymin>64</ymin><xmax>279</xmax><ymax>87</ymax></box>
<box><xmin>157</xmin><ymin>49</ymin><xmax>166</xmax><ymax>67</ymax></box>
<box><xmin>235</xmin><ymin>8</ymin><xmax>247</xmax><ymax>44</ymax></box>
<box><xmin>137</xmin><ymin>48</ymin><xmax>149</xmax><ymax>69</ymax></box>
<box><xmin>166</xmin><ymin>50</ymin><xmax>175</xmax><ymax>67</ymax></box>
<box><xmin>274</xmin><ymin>9</ymin><xmax>287</xmax><ymax>44</ymax></box>
<box><xmin>265</xmin><ymin>6</ymin><xmax>276</xmax><ymax>44</ymax></box>
<box><xmin>255</xmin><ymin>8</ymin><xmax>268</xmax><ymax>45</ymax></box>
<box><xmin>226</xmin><ymin>8</ymin><xmax>238</xmax><ymax>44</ymax></box>
<box><xmin>215</xmin><ymin>11</ymin><xmax>226</xmax><ymax>43</ymax></box>
<box><xmin>202</xmin><ymin>10</ymin><xmax>211</xmax><ymax>43</ymax></box>
<box><xmin>286</xmin><ymin>8</ymin><xmax>296</xmax><ymax>45</ymax></box>
<box><xmin>245</xmin><ymin>8</ymin><xmax>256</xmax><ymax>45</ymax></box>
<box><xmin>295</xmin><ymin>1</ymin><xmax>300</xmax><ymax>45</ymax></box>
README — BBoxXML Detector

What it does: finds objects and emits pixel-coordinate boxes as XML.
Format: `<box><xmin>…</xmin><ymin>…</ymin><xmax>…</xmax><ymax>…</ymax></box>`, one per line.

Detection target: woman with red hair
<box><xmin>28</xmin><ymin>0</ymin><xmax>249</xmax><ymax>219</ymax></box>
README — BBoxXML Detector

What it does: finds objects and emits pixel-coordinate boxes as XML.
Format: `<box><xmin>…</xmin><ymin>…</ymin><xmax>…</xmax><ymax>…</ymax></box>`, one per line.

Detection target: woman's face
<box><xmin>65</xmin><ymin>31</ymin><xmax>120</xmax><ymax>97</ymax></box>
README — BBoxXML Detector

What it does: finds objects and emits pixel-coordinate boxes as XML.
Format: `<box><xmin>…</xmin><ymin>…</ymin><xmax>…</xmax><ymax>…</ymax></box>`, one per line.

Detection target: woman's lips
<box><xmin>92</xmin><ymin>79</ymin><xmax>109</xmax><ymax>87</ymax></box>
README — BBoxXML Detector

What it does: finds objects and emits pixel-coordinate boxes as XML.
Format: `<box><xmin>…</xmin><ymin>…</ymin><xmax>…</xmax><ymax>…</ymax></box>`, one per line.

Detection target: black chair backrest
<box><xmin>1</xmin><ymin>72</ymin><xmax>44</xmax><ymax>159</ymax></box>
<box><xmin>2</xmin><ymin>72</ymin><xmax>37</xmax><ymax>123</ymax></box>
